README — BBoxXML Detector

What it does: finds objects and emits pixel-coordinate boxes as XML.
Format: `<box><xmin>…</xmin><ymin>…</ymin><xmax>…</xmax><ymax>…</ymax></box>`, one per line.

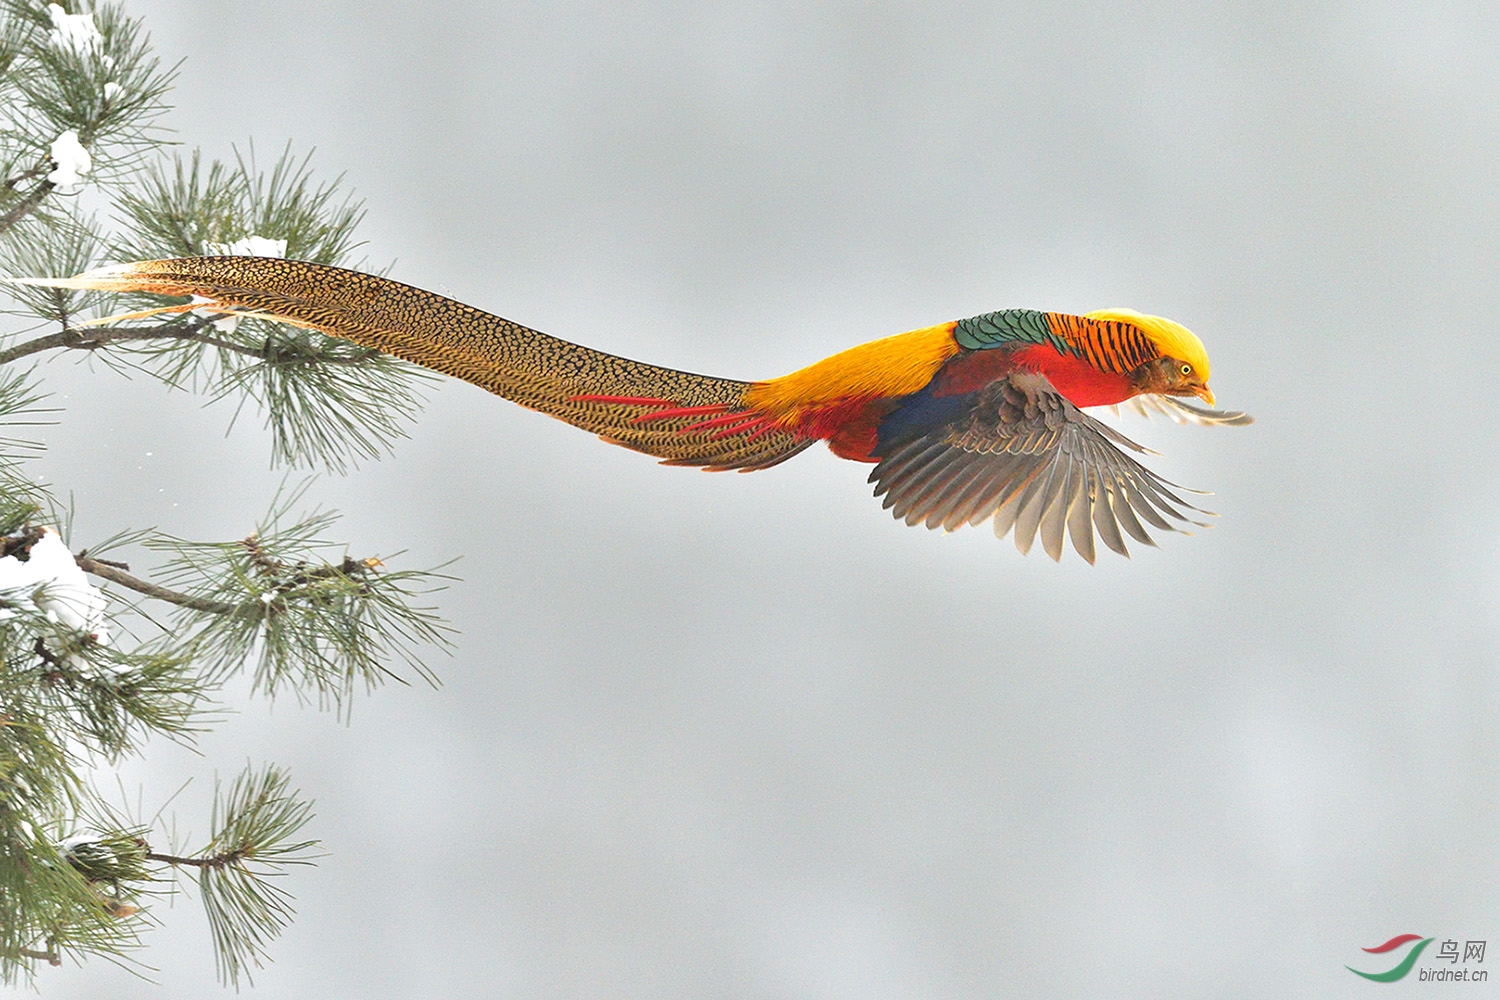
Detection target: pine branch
<box><xmin>146</xmin><ymin>484</ymin><xmax>454</xmax><ymax>710</ymax></box>
<box><xmin>0</xmin><ymin>313</ymin><xmax>384</xmax><ymax>366</ymax></box>
<box><xmin>0</xmin><ymin>327</ymin><xmax>72</xmax><ymax>364</ymax></box>
<box><xmin>189</xmin><ymin>764</ymin><xmax>320</xmax><ymax>987</ymax></box>
<box><xmin>0</xmin><ymin>179</ymin><xmax>54</xmax><ymax>234</ymax></box>
<box><xmin>0</xmin><ymin>0</ymin><xmax>459</xmax><ymax>984</ymax></box>
<box><xmin>142</xmin><ymin>848</ymin><xmax>232</xmax><ymax>868</ymax></box>
<box><xmin>74</xmin><ymin>554</ymin><xmax>237</xmax><ymax>616</ymax></box>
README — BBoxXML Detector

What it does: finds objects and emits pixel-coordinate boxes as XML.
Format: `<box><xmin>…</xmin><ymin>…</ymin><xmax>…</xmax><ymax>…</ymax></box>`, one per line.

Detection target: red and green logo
<box><xmin>1347</xmin><ymin>934</ymin><xmax>1433</xmax><ymax>982</ymax></box>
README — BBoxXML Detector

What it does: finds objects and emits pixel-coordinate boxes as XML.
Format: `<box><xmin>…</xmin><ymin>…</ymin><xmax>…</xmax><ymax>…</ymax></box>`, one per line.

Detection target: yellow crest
<box><xmin>1085</xmin><ymin>307</ymin><xmax>1210</xmax><ymax>379</ymax></box>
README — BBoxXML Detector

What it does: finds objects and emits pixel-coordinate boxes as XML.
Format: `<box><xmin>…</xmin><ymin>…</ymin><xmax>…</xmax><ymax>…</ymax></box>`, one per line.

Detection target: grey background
<box><xmin>35</xmin><ymin>1</ymin><xmax>1500</xmax><ymax>997</ymax></box>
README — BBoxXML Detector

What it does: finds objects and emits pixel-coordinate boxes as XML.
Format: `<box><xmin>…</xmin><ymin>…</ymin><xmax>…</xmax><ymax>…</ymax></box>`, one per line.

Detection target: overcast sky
<box><xmin>34</xmin><ymin>1</ymin><xmax>1500</xmax><ymax>997</ymax></box>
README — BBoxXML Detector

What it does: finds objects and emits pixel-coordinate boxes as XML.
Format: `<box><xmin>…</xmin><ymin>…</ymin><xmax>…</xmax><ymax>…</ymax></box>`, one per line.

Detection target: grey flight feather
<box><xmin>867</xmin><ymin>370</ymin><xmax>1212</xmax><ymax>562</ymax></box>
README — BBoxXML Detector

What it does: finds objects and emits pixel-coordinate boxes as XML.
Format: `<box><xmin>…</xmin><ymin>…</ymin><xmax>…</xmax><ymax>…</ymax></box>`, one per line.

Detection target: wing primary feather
<box><xmin>894</xmin><ymin>453</ymin><xmax>975</xmax><ymax>523</ymax></box>
<box><xmin>1065</xmin><ymin>460</ymin><xmax>1096</xmax><ymax>563</ymax></box>
<box><xmin>1109</xmin><ymin>479</ymin><xmax>1157</xmax><ymax>545</ymax></box>
<box><xmin>1039</xmin><ymin>496</ymin><xmax>1067</xmax><ymax>561</ymax></box>
<box><xmin>922</xmin><ymin>461</ymin><xmax>1001</xmax><ymax>530</ymax></box>
<box><xmin>1087</xmin><ymin>417</ymin><xmax>1158</xmax><ymax>456</ymax></box>
<box><xmin>991</xmin><ymin>491</ymin><xmax>1023</xmax><ymax>545</ymax></box>
<box><xmin>1037</xmin><ymin>458</ymin><xmax>1073</xmax><ymax>561</ymax></box>
<box><xmin>1126</xmin><ymin>468</ymin><xmax>1211</xmax><ymax>526</ymax></box>
<box><xmin>1146</xmin><ymin>473</ymin><xmax>1216</xmax><ymax>521</ymax></box>
<box><xmin>1044</xmin><ymin>455</ymin><xmax>1080</xmax><ymax>563</ymax></box>
<box><xmin>1011</xmin><ymin>455</ymin><xmax>1064</xmax><ymax>556</ymax></box>
<box><xmin>1086</xmin><ymin>465</ymin><xmax>1129</xmax><ymax>557</ymax></box>
<box><xmin>946</xmin><ymin>458</ymin><xmax>1024</xmax><ymax>530</ymax></box>
<box><xmin>941</xmin><ymin>470</ymin><xmax>1003</xmax><ymax>531</ymax></box>
<box><xmin>867</xmin><ymin>440</ymin><xmax>933</xmax><ymax>491</ymax></box>
<box><xmin>1081</xmin><ymin>437</ymin><xmax>1158</xmax><ymax>545</ymax></box>
<box><xmin>1083</xmin><ymin>434</ymin><xmax>1192</xmax><ymax>531</ymax></box>
<box><xmin>1118</xmin><ymin>473</ymin><xmax>1182</xmax><ymax>532</ymax></box>
<box><xmin>872</xmin><ymin>441</ymin><xmax>955</xmax><ymax>503</ymax></box>
<box><xmin>867</xmin><ymin>437</ymin><xmax>935</xmax><ymax>484</ymax></box>
<box><xmin>990</xmin><ymin>461</ymin><xmax>1043</xmax><ymax>543</ymax></box>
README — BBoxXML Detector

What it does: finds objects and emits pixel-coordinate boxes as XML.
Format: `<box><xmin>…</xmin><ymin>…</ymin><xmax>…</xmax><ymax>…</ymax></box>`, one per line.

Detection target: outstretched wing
<box><xmin>869</xmin><ymin>370</ymin><xmax>1210</xmax><ymax>562</ymax></box>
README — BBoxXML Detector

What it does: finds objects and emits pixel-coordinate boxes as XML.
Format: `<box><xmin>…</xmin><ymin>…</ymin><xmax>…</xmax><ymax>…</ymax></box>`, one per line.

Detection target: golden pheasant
<box><xmin>18</xmin><ymin>257</ymin><xmax>1250</xmax><ymax>561</ymax></box>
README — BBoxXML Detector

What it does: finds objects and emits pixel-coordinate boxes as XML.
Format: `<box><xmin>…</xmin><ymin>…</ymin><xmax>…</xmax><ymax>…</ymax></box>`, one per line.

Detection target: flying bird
<box><xmin>19</xmin><ymin>257</ymin><xmax>1250</xmax><ymax>561</ymax></box>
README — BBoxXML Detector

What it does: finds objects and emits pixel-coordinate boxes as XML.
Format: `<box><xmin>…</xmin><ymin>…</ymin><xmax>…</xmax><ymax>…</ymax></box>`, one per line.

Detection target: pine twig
<box><xmin>0</xmin><ymin>326</ymin><xmax>93</xmax><ymax>365</ymax></box>
<box><xmin>0</xmin><ymin>316</ymin><xmax>382</xmax><ymax>366</ymax></box>
<box><xmin>0</xmin><ymin>322</ymin><xmax>245</xmax><ymax>365</ymax></box>
<box><xmin>74</xmin><ymin>554</ymin><xmax>239</xmax><ymax>616</ymax></box>
<box><xmin>0</xmin><ymin>180</ymin><xmax>55</xmax><ymax>235</ymax></box>
<box><xmin>143</xmin><ymin>847</ymin><xmax>244</xmax><ymax>870</ymax></box>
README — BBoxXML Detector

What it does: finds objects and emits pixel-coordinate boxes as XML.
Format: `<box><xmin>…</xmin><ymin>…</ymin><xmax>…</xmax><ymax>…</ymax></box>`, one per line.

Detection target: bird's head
<box><xmin>1086</xmin><ymin>308</ymin><xmax>1215</xmax><ymax>406</ymax></box>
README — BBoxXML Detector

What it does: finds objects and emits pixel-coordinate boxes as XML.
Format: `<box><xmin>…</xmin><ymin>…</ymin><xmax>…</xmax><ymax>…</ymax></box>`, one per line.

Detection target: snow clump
<box><xmin>46</xmin><ymin>130</ymin><xmax>91</xmax><ymax>190</ymax></box>
<box><xmin>0</xmin><ymin>527</ymin><xmax>109</xmax><ymax>643</ymax></box>
<box><xmin>47</xmin><ymin>3</ymin><xmax>101</xmax><ymax>52</ymax></box>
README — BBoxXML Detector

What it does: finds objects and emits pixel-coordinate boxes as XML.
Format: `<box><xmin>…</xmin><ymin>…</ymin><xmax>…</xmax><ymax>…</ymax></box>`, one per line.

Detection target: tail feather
<box><xmin>32</xmin><ymin>257</ymin><xmax>811</xmax><ymax>470</ymax></box>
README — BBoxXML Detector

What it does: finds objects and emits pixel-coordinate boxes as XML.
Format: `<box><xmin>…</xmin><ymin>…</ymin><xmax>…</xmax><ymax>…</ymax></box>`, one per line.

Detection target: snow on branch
<box><xmin>0</xmin><ymin>527</ymin><xmax>109</xmax><ymax>642</ymax></box>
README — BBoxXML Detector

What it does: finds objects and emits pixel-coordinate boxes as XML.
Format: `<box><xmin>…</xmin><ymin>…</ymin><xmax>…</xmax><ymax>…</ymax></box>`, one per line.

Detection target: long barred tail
<box><xmin>35</xmin><ymin>257</ymin><xmax>813</xmax><ymax>471</ymax></box>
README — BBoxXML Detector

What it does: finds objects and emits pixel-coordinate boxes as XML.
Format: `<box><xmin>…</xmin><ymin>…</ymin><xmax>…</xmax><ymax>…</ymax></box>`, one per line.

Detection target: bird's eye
<box><xmin>1180</xmin><ymin>364</ymin><xmax>1192</xmax><ymax>376</ymax></box>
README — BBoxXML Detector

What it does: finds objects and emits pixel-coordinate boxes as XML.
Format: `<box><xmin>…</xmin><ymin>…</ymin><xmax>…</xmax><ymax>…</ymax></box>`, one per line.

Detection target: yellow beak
<box><xmin>1193</xmin><ymin>384</ymin><xmax>1216</xmax><ymax>407</ymax></box>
